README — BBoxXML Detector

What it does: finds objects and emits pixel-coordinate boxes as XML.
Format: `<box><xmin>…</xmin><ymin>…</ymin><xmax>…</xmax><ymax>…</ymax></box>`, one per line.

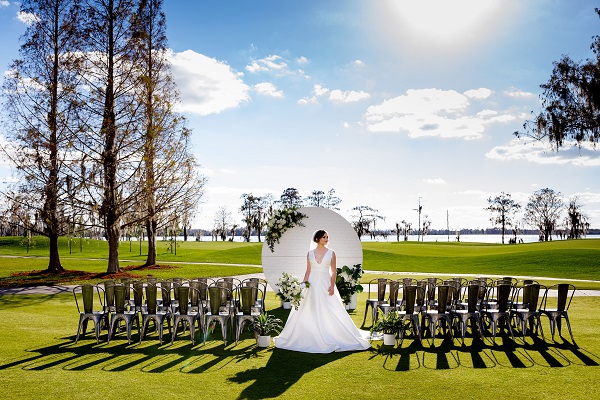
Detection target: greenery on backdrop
<box><xmin>265</xmin><ymin>207</ymin><xmax>307</xmax><ymax>252</ymax></box>
<box><xmin>336</xmin><ymin>264</ymin><xmax>364</xmax><ymax>305</ymax></box>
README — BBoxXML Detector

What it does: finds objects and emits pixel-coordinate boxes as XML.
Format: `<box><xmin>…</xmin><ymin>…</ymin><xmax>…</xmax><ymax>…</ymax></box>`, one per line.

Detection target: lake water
<box><xmin>188</xmin><ymin>234</ymin><xmax>600</xmax><ymax>244</ymax></box>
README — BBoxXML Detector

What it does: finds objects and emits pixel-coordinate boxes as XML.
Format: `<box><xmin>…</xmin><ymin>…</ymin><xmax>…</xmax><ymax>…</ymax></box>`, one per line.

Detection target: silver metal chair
<box><xmin>540</xmin><ymin>283</ymin><xmax>576</xmax><ymax>344</ymax></box>
<box><xmin>74</xmin><ymin>284</ymin><xmax>107</xmax><ymax>343</ymax></box>
<box><xmin>108</xmin><ymin>284</ymin><xmax>140</xmax><ymax>344</ymax></box>
<box><xmin>510</xmin><ymin>283</ymin><xmax>546</xmax><ymax>342</ymax></box>
<box><xmin>452</xmin><ymin>283</ymin><xmax>486</xmax><ymax>346</ymax></box>
<box><xmin>204</xmin><ymin>285</ymin><xmax>233</xmax><ymax>345</ymax></box>
<box><xmin>140</xmin><ymin>283</ymin><xmax>171</xmax><ymax>344</ymax></box>
<box><xmin>397</xmin><ymin>285</ymin><xmax>424</xmax><ymax>345</ymax></box>
<box><xmin>481</xmin><ymin>283</ymin><xmax>515</xmax><ymax>345</ymax></box>
<box><xmin>235</xmin><ymin>285</ymin><xmax>264</xmax><ymax>344</ymax></box>
<box><xmin>422</xmin><ymin>284</ymin><xmax>455</xmax><ymax>346</ymax></box>
<box><xmin>171</xmin><ymin>286</ymin><xmax>200</xmax><ymax>345</ymax></box>
<box><xmin>362</xmin><ymin>278</ymin><xmax>389</xmax><ymax>327</ymax></box>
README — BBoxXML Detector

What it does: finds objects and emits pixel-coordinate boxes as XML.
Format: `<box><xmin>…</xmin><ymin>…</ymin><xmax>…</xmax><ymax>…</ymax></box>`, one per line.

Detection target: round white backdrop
<box><xmin>261</xmin><ymin>206</ymin><xmax>363</xmax><ymax>291</ymax></box>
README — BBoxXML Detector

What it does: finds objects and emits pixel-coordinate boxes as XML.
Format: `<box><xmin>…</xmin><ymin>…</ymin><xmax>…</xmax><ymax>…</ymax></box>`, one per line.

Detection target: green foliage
<box><xmin>336</xmin><ymin>264</ymin><xmax>364</xmax><ymax>304</ymax></box>
<box><xmin>249</xmin><ymin>313</ymin><xmax>284</xmax><ymax>336</ymax></box>
<box><xmin>370</xmin><ymin>310</ymin><xmax>401</xmax><ymax>334</ymax></box>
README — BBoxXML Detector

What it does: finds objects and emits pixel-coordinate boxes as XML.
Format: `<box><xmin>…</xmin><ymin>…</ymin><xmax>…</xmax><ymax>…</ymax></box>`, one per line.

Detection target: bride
<box><xmin>274</xmin><ymin>229</ymin><xmax>371</xmax><ymax>353</ymax></box>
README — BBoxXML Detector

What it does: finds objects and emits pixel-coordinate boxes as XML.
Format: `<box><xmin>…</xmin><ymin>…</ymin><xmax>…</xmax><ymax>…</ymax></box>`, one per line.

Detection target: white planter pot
<box><xmin>257</xmin><ymin>335</ymin><xmax>271</xmax><ymax>348</ymax></box>
<box><xmin>383</xmin><ymin>333</ymin><xmax>396</xmax><ymax>346</ymax></box>
<box><xmin>348</xmin><ymin>293</ymin><xmax>358</xmax><ymax>310</ymax></box>
<box><xmin>282</xmin><ymin>301</ymin><xmax>291</xmax><ymax>309</ymax></box>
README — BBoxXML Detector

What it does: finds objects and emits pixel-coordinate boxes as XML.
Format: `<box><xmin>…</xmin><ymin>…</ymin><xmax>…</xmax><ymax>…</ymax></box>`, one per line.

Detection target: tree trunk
<box><xmin>106</xmin><ymin>223</ymin><xmax>120</xmax><ymax>273</ymax></box>
<box><xmin>47</xmin><ymin>232</ymin><xmax>64</xmax><ymax>273</ymax></box>
<box><xmin>144</xmin><ymin>218</ymin><xmax>157</xmax><ymax>266</ymax></box>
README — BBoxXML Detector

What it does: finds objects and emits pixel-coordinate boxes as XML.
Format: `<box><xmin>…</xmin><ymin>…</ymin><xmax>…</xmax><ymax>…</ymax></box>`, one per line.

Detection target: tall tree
<box><xmin>213</xmin><ymin>206</ymin><xmax>232</xmax><ymax>241</ymax></box>
<box><xmin>305</xmin><ymin>190</ymin><xmax>325</xmax><ymax>207</ymax></box>
<box><xmin>1</xmin><ymin>0</ymin><xmax>82</xmax><ymax>273</ymax></box>
<box><xmin>485</xmin><ymin>192</ymin><xmax>521</xmax><ymax>244</ymax></box>
<box><xmin>240</xmin><ymin>193</ymin><xmax>261</xmax><ymax>242</ymax></box>
<box><xmin>516</xmin><ymin>8</ymin><xmax>600</xmax><ymax>149</ymax></box>
<box><xmin>131</xmin><ymin>0</ymin><xmax>204</xmax><ymax>266</ymax></box>
<box><xmin>350</xmin><ymin>205</ymin><xmax>383</xmax><ymax>239</ymax></box>
<box><xmin>565</xmin><ymin>197</ymin><xmax>590</xmax><ymax>239</ymax></box>
<box><xmin>278</xmin><ymin>187</ymin><xmax>303</xmax><ymax>209</ymax></box>
<box><xmin>78</xmin><ymin>0</ymin><xmax>142</xmax><ymax>273</ymax></box>
<box><xmin>524</xmin><ymin>188</ymin><xmax>564</xmax><ymax>242</ymax></box>
<box><xmin>324</xmin><ymin>188</ymin><xmax>342</xmax><ymax>210</ymax></box>
<box><xmin>305</xmin><ymin>188</ymin><xmax>341</xmax><ymax>210</ymax></box>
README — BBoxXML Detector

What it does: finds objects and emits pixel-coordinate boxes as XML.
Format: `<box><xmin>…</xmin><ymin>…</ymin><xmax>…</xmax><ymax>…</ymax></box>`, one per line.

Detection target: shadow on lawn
<box><xmin>368</xmin><ymin>331</ymin><xmax>600</xmax><ymax>372</ymax></box>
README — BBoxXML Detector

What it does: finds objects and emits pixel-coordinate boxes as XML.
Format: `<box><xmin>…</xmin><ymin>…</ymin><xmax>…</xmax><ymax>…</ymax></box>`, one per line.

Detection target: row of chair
<box><xmin>363</xmin><ymin>277</ymin><xmax>576</xmax><ymax>346</ymax></box>
<box><xmin>73</xmin><ymin>277</ymin><xmax>268</xmax><ymax>346</ymax></box>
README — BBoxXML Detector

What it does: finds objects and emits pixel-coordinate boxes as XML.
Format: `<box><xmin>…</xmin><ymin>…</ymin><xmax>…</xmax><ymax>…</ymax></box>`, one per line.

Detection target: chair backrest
<box><xmin>239</xmin><ymin>286</ymin><xmax>257</xmax><ymax>315</ymax></box>
<box><xmin>83</xmin><ymin>284</ymin><xmax>95</xmax><ymax>314</ymax></box>
<box><xmin>404</xmin><ymin>285</ymin><xmax>417</xmax><ymax>314</ymax></box>
<box><xmin>388</xmin><ymin>280</ymin><xmax>399</xmax><ymax>305</ymax></box>
<box><xmin>377</xmin><ymin>278</ymin><xmax>387</xmax><ymax>302</ymax></box>
<box><xmin>160</xmin><ymin>281</ymin><xmax>172</xmax><ymax>307</ymax></box>
<box><xmin>557</xmin><ymin>284</ymin><xmax>575</xmax><ymax>311</ymax></box>
<box><xmin>121</xmin><ymin>278</ymin><xmax>131</xmax><ymax>301</ymax></box>
<box><xmin>495</xmin><ymin>283</ymin><xmax>511</xmax><ymax>312</ymax></box>
<box><xmin>133</xmin><ymin>281</ymin><xmax>144</xmax><ymax>311</ymax></box>
<box><xmin>145</xmin><ymin>284</ymin><xmax>158</xmax><ymax>314</ymax></box>
<box><xmin>177</xmin><ymin>286</ymin><xmax>190</xmax><ymax>315</ymax></box>
<box><xmin>416</xmin><ymin>280</ymin><xmax>427</xmax><ymax>306</ymax></box>
<box><xmin>104</xmin><ymin>280</ymin><xmax>115</xmax><ymax>307</ymax></box>
<box><xmin>426</xmin><ymin>278</ymin><xmax>438</xmax><ymax>302</ymax></box>
<box><xmin>436</xmin><ymin>284</ymin><xmax>454</xmax><ymax>313</ymax></box>
<box><xmin>466</xmin><ymin>284</ymin><xmax>481</xmax><ymax>313</ymax></box>
<box><xmin>208</xmin><ymin>286</ymin><xmax>222</xmax><ymax>315</ymax></box>
<box><xmin>172</xmin><ymin>278</ymin><xmax>183</xmax><ymax>301</ymax></box>
<box><xmin>114</xmin><ymin>285</ymin><xmax>126</xmax><ymax>313</ymax></box>
<box><xmin>527</xmin><ymin>284</ymin><xmax>542</xmax><ymax>311</ymax></box>
<box><xmin>147</xmin><ymin>277</ymin><xmax>157</xmax><ymax>285</ymax></box>
<box><xmin>542</xmin><ymin>283</ymin><xmax>575</xmax><ymax>312</ymax></box>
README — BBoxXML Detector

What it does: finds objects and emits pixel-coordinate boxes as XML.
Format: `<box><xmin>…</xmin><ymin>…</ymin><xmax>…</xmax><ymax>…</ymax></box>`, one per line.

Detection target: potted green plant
<box><xmin>370</xmin><ymin>310</ymin><xmax>402</xmax><ymax>346</ymax></box>
<box><xmin>336</xmin><ymin>264</ymin><xmax>364</xmax><ymax>310</ymax></box>
<box><xmin>249</xmin><ymin>312</ymin><xmax>284</xmax><ymax>347</ymax></box>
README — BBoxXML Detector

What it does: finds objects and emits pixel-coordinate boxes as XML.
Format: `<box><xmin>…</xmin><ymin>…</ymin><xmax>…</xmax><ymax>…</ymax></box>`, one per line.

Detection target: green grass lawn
<box><xmin>1</xmin><ymin>237</ymin><xmax>599</xmax><ymax>289</ymax></box>
<box><xmin>0</xmin><ymin>292</ymin><xmax>598</xmax><ymax>399</ymax></box>
<box><xmin>1</xmin><ymin>237</ymin><xmax>599</xmax><ymax>398</ymax></box>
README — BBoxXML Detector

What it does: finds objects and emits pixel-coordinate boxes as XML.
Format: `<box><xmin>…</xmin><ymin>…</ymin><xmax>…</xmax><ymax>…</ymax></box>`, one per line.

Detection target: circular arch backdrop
<box><xmin>261</xmin><ymin>206</ymin><xmax>363</xmax><ymax>291</ymax></box>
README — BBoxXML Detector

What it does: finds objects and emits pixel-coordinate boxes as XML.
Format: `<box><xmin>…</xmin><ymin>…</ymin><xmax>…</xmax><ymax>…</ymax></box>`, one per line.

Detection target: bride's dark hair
<box><xmin>313</xmin><ymin>229</ymin><xmax>328</xmax><ymax>243</ymax></box>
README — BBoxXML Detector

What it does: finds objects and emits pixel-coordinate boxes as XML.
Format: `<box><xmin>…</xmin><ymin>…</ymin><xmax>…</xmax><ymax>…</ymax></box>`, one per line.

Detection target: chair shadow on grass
<box><xmin>368</xmin><ymin>329</ymin><xmax>600</xmax><ymax>372</ymax></box>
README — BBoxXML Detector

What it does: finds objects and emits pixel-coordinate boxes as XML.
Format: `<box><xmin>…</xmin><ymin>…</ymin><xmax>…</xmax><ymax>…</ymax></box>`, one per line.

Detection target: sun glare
<box><xmin>384</xmin><ymin>0</ymin><xmax>506</xmax><ymax>46</ymax></box>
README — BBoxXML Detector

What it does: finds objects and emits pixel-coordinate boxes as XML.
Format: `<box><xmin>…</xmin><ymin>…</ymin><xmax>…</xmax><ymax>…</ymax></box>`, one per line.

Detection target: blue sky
<box><xmin>1</xmin><ymin>0</ymin><xmax>599</xmax><ymax>232</ymax></box>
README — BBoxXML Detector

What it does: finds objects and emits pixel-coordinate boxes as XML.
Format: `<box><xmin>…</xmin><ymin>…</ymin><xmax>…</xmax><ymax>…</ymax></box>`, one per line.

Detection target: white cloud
<box><xmin>254</xmin><ymin>82</ymin><xmax>284</xmax><ymax>98</ymax></box>
<box><xmin>424</xmin><ymin>178</ymin><xmax>446</xmax><ymax>185</ymax></box>
<box><xmin>365</xmin><ymin>88</ymin><xmax>515</xmax><ymax>139</ymax></box>
<box><xmin>296</xmin><ymin>56</ymin><xmax>309</xmax><ymax>64</ymax></box>
<box><xmin>1</xmin><ymin>1</ymin><xmax>10</xmax><ymax>7</ymax></box>
<box><xmin>464</xmin><ymin>88</ymin><xmax>492</xmax><ymax>99</ymax></box>
<box><xmin>17</xmin><ymin>11</ymin><xmax>38</xmax><ymax>25</ymax></box>
<box><xmin>486</xmin><ymin>138</ymin><xmax>600</xmax><ymax>166</ymax></box>
<box><xmin>299</xmin><ymin>84</ymin><xmax>369</xmax><ymax>104</ymax></box>
<box><xmin>329</xmin><ymin>89</ymin><xmax>370</xmax><ymax>103</ymax></box>
<box><xmin>169</xmin><ymin>50</ymin><xmax>250</xmax><ymax>116</ymax></box>
<box><xmin>505</xmin><ymin>88</ymin><xmax>535</xmax><ymax>98</ymax></box>
<box><xmin>246</xmin><ymin>55</ymin><xmax>287</xmax><ymax>73</ymax></box>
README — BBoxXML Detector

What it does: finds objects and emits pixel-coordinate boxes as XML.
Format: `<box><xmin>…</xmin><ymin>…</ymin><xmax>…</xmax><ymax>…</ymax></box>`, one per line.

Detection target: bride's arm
<box><xmin>302</xmin><ymin>252</ymin><xmax>311</xmax><ymax>283</ymax></box>
<box><xmin>328</xmin><ymin>251</ymin><xmax>337</xmax><ymax>296</ymax></box>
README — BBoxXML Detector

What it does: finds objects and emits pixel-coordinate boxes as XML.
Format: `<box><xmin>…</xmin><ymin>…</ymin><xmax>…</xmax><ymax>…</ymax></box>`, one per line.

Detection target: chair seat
<box><xmin>140</xmin><ymin>311</ymin><xmax>171</xmax><ymax>344</ymax></box>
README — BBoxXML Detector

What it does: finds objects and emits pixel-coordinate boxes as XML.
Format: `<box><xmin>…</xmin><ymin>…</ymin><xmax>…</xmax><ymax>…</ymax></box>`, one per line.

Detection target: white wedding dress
<box><xmin>274</xmin><ymin>249</ymin><xmax>371</xmax><ymax>353</ymax></box>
